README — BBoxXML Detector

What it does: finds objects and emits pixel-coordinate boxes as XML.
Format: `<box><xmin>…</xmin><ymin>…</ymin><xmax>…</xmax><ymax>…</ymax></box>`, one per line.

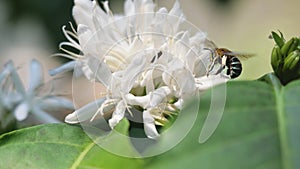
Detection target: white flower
<box><xmin>55</xmin><ymin>0</ymin><xmax>229</xmax><ymax>139</ymax></box>
<box><xmin>0</xmin><ymin>60</ymin><xmax>74</xmax><ymax>124</ymax></box>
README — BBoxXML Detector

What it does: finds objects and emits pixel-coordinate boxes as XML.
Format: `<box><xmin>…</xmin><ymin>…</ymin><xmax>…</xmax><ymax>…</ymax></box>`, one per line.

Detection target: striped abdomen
<box><xmin>226</xmin><ymin>56</ymin><xmax>242</xmax><ymax>79</ymax></box>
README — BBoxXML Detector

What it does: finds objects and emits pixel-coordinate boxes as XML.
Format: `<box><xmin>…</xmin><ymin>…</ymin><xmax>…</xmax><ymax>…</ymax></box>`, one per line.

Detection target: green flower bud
<box><xmin>271</xmin><ymin>46</ymin><xmax>283</xmax><ymax>73</ymax></box>
<box><xmin>287</xmin><ymin>38</ymin><xmax>299</xmax><ymax>54</ymax></box>
<box><xmin>270</xmin><ymin>31</ymin><xmax>300</xmax><ymax>85</ymax></box>
<box><xmin>280</xmin><ymin>51</ymin><xmax>300</xmax><ymax>85</ymax></box>
<box><xmin>283</xmin><ymin>51</ymin><xmax>300</xmax><ymax>72</ymax></box>
<box><xmin>280</xmin><ymin>38</ymin><xmax>295</xmax><ymax>56</ymax></box>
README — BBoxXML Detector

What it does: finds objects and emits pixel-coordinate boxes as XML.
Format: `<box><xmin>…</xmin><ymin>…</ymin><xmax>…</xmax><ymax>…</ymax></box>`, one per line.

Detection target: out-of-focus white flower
<box><xmin>0</xmin><ymin>60</ymin><xmax>74</xmax><ymax>125</ymax></box>
<box><xmin>0</xmin><ymin>61</ymin><xmax>18</xmax><ymax>132</ymax></box>
<box><xmin>54</xmin><ymin>0</ymin><xmax>229</xmax><ymax>139</ymax></box>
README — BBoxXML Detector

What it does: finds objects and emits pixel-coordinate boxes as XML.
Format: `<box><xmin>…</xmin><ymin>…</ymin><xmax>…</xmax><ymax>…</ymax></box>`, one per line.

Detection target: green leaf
<box><xmin>0</xmin><ymin>119</ymin><xmax>143</xmax><ymax>169</ymax></box>
<box><xmin>280</xmin><ymin>80</ymin><xmax>300</xmax><ymax>169</ymax></box>
<box><xmin>144</xmin><ymin>74</ymin><xmax>300</xmax><ymax>169</ymax></box>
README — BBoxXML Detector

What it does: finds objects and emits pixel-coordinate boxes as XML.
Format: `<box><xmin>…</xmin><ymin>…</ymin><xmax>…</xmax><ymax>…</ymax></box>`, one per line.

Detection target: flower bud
<box><xmin>287</xmin><ymin>38</ymin><xmax>299</xmax><ymax>54</ymax></box>
<box><xmin>280</xmin><ymin>38</ymin><xmax>296</xmax><ymax>56</ymax></box>
<box><xmin>283</xmin><ymin>51</ymin><xmax>300</xmax><ymax>72</ymax></box>
<box><xmin>271</xmin><ymin>46</ymin><xmax>283</xmax><ymax>74</ymax></box>
<box><xmin>270</xmin><ymin>31</ymin><xmax>300</xmax><ymax>85</ymax></box>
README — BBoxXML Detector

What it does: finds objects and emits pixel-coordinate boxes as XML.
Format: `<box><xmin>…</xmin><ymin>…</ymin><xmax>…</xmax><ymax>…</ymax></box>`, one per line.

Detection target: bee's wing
<box><xmin>223</xmin><ymin>51</ymin><xmax>255</xmax><ymax>60</ymax></box>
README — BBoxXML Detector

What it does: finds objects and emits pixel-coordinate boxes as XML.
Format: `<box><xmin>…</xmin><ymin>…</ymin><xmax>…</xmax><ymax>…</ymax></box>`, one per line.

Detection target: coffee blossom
<box><xmin>51</xmin><ymin>0</ymin><xmax>229</xmax><ymax>139</ymax></box>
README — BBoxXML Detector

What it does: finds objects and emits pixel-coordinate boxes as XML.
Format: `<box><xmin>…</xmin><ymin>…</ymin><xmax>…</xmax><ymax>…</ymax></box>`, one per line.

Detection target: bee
<box><xmin>205</xmin><ymin>45</ymin><xmax>254</xmax><ymax>79</ymax></box>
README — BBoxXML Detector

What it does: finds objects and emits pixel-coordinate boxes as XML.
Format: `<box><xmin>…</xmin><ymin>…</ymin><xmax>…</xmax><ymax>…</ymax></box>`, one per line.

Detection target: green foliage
<box><xmin>0</xmin><ymin>121</ymin><xmax>143</xmax><ymax>169</ymax></box>
<box><xmin>0</xmin><ymin>74</ymin><xmax>299</xmax><ymax>169</ymax></box>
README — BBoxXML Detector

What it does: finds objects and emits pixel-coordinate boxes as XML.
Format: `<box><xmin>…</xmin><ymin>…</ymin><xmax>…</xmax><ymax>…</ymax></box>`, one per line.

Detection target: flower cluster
<box><xmin>51</xmin><ymin>0</ymin><xmax>229</xmax><ymax>139</ymax></box>
<box><xmin>0</xmin><ymin>59</ymin><xmax>74</xmax><ymax>133</ymax></box>
<box><xmin>271</xmin><ymin>31</ymin><xmax>300</xmax><ymax>85</ymax></box>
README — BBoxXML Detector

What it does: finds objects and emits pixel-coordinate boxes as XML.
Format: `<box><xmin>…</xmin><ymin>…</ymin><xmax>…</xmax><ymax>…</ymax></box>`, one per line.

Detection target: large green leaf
<box><xmin>0</xmin><ymin>74</ymin><xmax>299</xmax><ymax>169</ymax></box>
<box><xmin>145</xmin><ymin>74</ymin><xmax>300</xmax><ymax>169</ymax></box>
<box><xmin>0</xmin><ymin>119</ymin><xmax>143</xmax><ymax>169</ymax></box>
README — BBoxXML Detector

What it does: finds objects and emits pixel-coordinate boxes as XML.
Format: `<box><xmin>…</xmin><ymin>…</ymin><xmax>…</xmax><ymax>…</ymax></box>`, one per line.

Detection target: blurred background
<box><xmin>0</xmin><ymin>0</ymin><xmax>74</xmax><ymax>103</ymax></box>
<box><xmin>0</xmin><ymin>0</ymin><xmax>299</xmax><ymax>96</ymax></box>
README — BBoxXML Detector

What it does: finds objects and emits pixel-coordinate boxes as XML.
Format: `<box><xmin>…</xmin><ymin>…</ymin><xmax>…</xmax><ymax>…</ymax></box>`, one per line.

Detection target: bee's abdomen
<box><xmin>226</xmin><ymin>56</ymin><xmax>242</xmax><ymax>79</ymax></box>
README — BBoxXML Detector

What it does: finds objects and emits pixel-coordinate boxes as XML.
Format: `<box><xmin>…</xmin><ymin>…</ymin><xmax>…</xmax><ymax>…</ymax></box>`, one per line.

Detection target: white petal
<box><xmin>124</xmin><ymin>0</ymin><xmax>135</xmax><ymax>16</ymax></box>
<box><xmin>31</xmin><ymin>106</ymin><xmax>60</xmax><ymax>123</ymax></box>
<box><xmin>162</xmin><ymin>58</ymin><xmax>183</xmax><ymax>88</ymax></box>
<box><xmin>149</xmin><ymin>86</ymin><xmax>171</xmax><ymax>107</ymax></box>
<box><xmin>140</xmin><ymin>69</ymin><xmax>153</xmax><ymax>89</ymax></box>
<box><xmin>73</xmin><ymin>0</ymin><xmax>94</xmax><ymax>31</ymax></box>
<box><xmin>65</xmin><ymin>98</ymin><xmax>105</xmax><ymax>124</ymax></box>
<box><xmin>140</xmin><ymin>0</ymin><xmax>155</xmax><ymax>13</ymax></box>
<box><xmin>143</xmin><ymin>109</ymin><xmax>160</xmax><ymax>139</ymax></box>
<box><xmin>177</xmin><ymin>70</ymin><xmax>196</xmax><ymax>97</ymax></box>
<box><xmin>125</xmin><ymin>93</ymin><xmax>150</xmax><ymax>108</ymax></box>
<box><xmin>38</xmin><ymin>97</ymin><xmax>74</xmax><ymax>111</ymax></box>
<box><xmin>190</xmin><ymin>32</ymin><xmax>207</xmax><ymax>46</ymax></box>
<box><xmin>48</xmin><ymin>61</ymin><xmax>76</xmax><ymax>76</ymax></box>
<box><xmin>8</xmin><ymin>62</ymin><xmax>25</xmax><ymax>94</ymax></box>
<box><xmin>92</xmin><ymin>0</ymin><xmax>109</xmax><ymax>26</ymax></box>
<box><xmin>14</xmin><ymin>102</ymin><xmax>30</xmax><ymax>121</ymax></box>
<box><xmin>173</xmin><ymin>98</ymin><xmax>184</xmax><ymax>109</ymax></box>
<box><xmin>77</xmin><ymin>24</ymin><xmax>99</xmax><ymax>56</ymax></box>
<box><xmin>162</xmin><ymin>58</ymin><xmax>196</xmax><ymax>97</ymax></box>
<box><xmin>175</xmin><ymin>31</ymin><xmax>191</xmax><ymax>61</ymax></box>
<box><xmin>110</xmin><ymin>72</ymin><xmax>123</xmax><ymax>98</ymax></box>
<box><xmin>82</xmin><ymin>55</ymin><xmax>112</xmax><ymax>87</ymax></box>
<box><xmin>132</xmin><ymin>0</ymin><xmax>155</xmax><ymax>29</ymax></box>
<box><xmin>184</xmin><ymin>47</ymin><xmax>199</xmax><ymax>73</ymax></box>
<box><xmin>102</xmin><ymin>1</ymin><xmax>111</xmax><ymax>14</ymax></box>
<box><xmin>1</xmin><ymin>93</ymin><xmax>22</xmax><ymax>109</ymax></box>
<box><xmin>196</xmin><ymin>74</ymin><xmax>229</xmax><ymax>91</ymax></box>
<box><xmin>168</xmin><ymin>0</ymin><xmax>185</xmax><ymax>35</ymax></box>
<box><xmin>121</xmin><ymin>54</ymin><xmax>146</xmax><ymax>92</ymax></box>
<box><xmin>28</xmin><ymin>59</ymin><xmax>43</xmax><ymax>93</ymax></box>
<box><xmin>169</xmin><ymin>0</ymin><xmax>184</xmax><ymax>17</ymax></box>
<box><xmin>194</xmin><ymin>61</ymin><xmax>207</xmax><ymax>77</ymax></box>
<box><xmin>108</xmin><ymin>100</ymin><xmax>126</xmax><ymax>128</ymax></box>
<box><xmin>0</xmin><ymin>61</ymin><xmax>13</xmax><ymax>82</ymax></box>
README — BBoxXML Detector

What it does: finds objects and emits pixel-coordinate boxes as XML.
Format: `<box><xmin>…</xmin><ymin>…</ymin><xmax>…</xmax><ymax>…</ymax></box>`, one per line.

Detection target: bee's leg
<box><xmin>215</xmin><ymin>58</ymin><xmax>232</xmax><ymax>78</ymax></box>
<box><xmin>213</xmin><ymin>56</ymin><xmax>227</xmax><ymax>75</ymax></box>
<box><xmin>220</xmin><ymin>73</ymin><xmax>230</xmax><ymax>79</ymax></box>
<box><xmin>206</xmin><ymin>56</ymin><xmax>218</xmax><ymax>76</ymax></box>
<box><xmin>214</xmin><ymin>65</ymin><xmax>224</xmax><ymax>75</ymax></box>
<box><xmin>203</xmin><ymin>47</ymin><xmax>218</xmax><ymax>77</ymax></box>
<box><xmin>219</xmin><ymin>56</ymin><xmax>226</xmax><ymax>70</ymax></box>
